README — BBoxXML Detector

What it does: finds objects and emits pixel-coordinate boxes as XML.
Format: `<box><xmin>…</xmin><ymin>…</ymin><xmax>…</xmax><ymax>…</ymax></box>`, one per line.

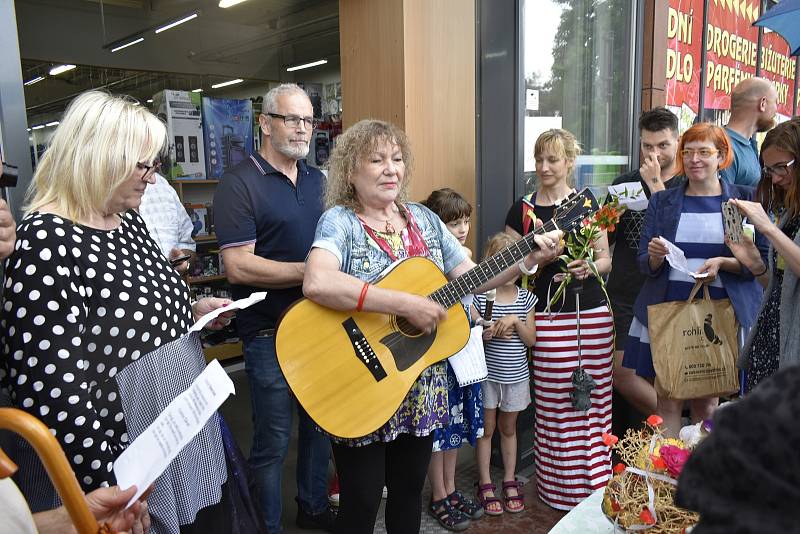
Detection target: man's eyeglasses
<box><xmin>762</xmin><ymin>159</ymin><xmax>795</xmax><ymax>178</ymax></box>
<box><xmin>267</xmin><ymin>113</ymin><xmax>320</xmax><ymax>129</ymax></box>
<box><xmin>136</xmin><ymin>161</ymin><xmax>161</xmax><ymax>179</ymax></box>
<box><xmin>680</xmin><ymin>148</ymin><xmax>719</xmax><ymax>159</ymax></box>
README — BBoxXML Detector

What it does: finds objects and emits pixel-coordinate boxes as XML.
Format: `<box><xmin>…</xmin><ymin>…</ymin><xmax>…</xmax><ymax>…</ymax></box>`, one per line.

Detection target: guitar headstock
<box><xmin>551</xmin><ymin>188</ymin><xmax>600</xmax><ymax>233</ymax></box>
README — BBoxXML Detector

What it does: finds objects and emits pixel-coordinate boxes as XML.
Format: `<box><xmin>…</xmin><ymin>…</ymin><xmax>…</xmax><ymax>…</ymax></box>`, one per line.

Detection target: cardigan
<box><xmin>631</xmin><ymin>180</ymin><xmax>768</xmax><ymax>329</ymax></box>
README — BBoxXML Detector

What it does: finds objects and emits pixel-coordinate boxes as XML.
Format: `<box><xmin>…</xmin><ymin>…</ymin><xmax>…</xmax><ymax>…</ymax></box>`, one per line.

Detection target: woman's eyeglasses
<box><xmin>136</xmin><ymin>161</ymin><xmax>161</xmax><ymax>179</ymax></box>
<box><xmin>680</xmin><ymin>148</ymin><xmax>719</xmax><ymax>159</ymax></box>
<box><xmin>762</xmin><ymin>159</ymin><xmax>795</xmax><ymax>178</ymax></box>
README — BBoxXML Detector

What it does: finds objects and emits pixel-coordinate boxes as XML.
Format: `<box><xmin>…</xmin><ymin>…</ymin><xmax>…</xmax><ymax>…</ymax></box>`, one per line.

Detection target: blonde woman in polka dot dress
<box><xmin>0</xmin><ymin>91</ymin><xmax>262</xmax><ymax>534</ymax></box>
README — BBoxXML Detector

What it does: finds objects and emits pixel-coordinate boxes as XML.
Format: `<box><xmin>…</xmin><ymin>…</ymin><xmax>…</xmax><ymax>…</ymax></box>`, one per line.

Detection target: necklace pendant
<box><xmin>385</xmin><ymin>220</ymin><xmax>396</xmax><ymax>234</ymax></box>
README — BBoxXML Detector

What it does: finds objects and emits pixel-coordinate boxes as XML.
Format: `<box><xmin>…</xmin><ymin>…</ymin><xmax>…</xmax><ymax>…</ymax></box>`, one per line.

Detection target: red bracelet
<box><xmin>356</xmin><ymin>282</ymin><xmax>370</xmax><ymax>312</ymax></box>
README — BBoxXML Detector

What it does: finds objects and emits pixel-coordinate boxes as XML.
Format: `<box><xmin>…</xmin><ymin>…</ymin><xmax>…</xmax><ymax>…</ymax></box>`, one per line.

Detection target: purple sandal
<box><xmin>476</xmin><ymin>483</ymin><xmax>504</xmax><ymax>516</ymax></box>
<box><xmin>501</xmin><ymin>479</ymin><xmax>525</xmax><ymax>513</ymax></box>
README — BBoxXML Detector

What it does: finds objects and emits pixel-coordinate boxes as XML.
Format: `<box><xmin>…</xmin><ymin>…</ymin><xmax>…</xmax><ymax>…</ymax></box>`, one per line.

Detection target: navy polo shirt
<box><xmin>214</xmin><ymin>152</ymin><xmax>325</xmax><ymax>342</ymax></box>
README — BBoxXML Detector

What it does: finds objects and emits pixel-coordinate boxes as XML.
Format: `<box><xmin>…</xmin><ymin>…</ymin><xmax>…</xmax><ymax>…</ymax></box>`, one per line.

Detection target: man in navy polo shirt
<box><xmin>214</xmin><ymin>84</ymin><xmax>332</xmax><ymax>532</ymax></box>
<box><xmin>721</xmin><ymin>77</ymin><xmax>778</xmax><ymax>187</ymax></box>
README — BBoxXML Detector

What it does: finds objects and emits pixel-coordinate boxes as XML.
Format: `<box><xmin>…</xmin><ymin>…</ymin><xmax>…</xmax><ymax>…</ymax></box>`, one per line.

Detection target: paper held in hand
<box><xmin>607</xmin><ymin>182</ymin><xmax>648</xmax><ymax>211</ymax></box>
<box><xmin>658</xmin><ymin>237</ymin><xmax>709</xmax><ymax>279</ymax></box>
<box><xmin>188</xmin><ymin>291</ymin><xmax>268</xmax><ymax>332</ymax></box>
<box><xmin>113</xmin><ymin>359</ymin><xmax>235</xmax><ymax>508</ymax></box>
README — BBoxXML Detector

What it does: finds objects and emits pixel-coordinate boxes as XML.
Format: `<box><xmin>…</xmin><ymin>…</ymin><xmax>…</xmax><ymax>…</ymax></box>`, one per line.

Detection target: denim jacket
<box><xmin>312</xmin><ymin>202</ymin><xmax>466</xmax><ymax>282</ymax></box>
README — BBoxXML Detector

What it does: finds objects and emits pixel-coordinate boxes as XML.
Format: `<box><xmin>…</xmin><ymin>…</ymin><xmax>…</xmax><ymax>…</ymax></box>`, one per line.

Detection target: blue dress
<box><xmin>432</xmin><ymin>298</ymin><xmax>484</xmax><ymax>451</ymax></box>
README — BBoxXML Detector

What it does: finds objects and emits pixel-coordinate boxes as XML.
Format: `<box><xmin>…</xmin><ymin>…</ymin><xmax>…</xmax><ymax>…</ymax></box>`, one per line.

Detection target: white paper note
<box><xmin>660</xmin><ymin>237</ymin><xmax>709</xmax><ymax>279</ymax></box>
<box><xmin>188</xmin><ymin>291</ymin><xmax>268</xmax><ymax>333</ymax></box>
<box><xmin>607</xmin><ymin>182</ymin><xmax>648</xmax><ymax>211</ymax></box>
<box><xmin>113</xmin><ymin>359</ymin><xmax>236</xmax><ymax>508</ymax></box>
<box><xmin>448</xmin><ymin>325</ymin><xmax>488</xmax><ymax>387</ymax></box>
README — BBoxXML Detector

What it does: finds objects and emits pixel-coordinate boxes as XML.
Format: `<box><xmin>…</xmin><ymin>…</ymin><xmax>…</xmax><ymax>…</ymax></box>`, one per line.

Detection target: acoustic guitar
<box><xmin>276</xmin><ymin>188</ymin><xmax>599</xmax><ymax>438</ymax></box>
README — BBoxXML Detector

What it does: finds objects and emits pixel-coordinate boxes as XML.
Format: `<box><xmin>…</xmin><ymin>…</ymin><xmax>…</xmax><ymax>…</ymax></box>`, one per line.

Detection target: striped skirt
<box><xmin>532</xmin><ymin>306</ymin><xmax>614</xmax><ymax>510</ymax></box>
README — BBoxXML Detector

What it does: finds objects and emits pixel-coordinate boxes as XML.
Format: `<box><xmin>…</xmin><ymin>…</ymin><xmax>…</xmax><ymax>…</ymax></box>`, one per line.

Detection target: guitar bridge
<box><xmin>342</xmin><ymin>318</ymin><xmax>387</xmax><ymax>382</ymax></box>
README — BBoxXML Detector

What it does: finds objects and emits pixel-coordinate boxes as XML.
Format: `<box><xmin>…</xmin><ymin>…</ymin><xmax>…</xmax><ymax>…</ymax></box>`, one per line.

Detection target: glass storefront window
<box><xmin>522</xmin><ymin>0</ymin><xmax>636</xmax><ymax>196</ymax></box>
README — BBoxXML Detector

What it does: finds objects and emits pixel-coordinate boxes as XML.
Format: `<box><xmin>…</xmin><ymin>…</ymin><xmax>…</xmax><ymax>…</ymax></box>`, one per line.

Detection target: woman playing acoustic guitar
<box><xmin>302</xmin><ymin>119</ymin><xmax>563</xmax><ymax>534</ymax></box>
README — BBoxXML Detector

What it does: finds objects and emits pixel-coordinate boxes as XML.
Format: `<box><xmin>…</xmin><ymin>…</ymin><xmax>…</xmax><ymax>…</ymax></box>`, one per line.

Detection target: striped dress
<box><xmin>532</xmin><ymin>305</ymin><xmax>614</xmax><ymax>510</ymax></box>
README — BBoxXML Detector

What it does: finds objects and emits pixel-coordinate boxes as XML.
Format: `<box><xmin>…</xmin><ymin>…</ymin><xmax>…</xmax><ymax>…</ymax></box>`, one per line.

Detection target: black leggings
<box><xmin>331</xmin><ymin>433</ymin><xmax>434</xmax><ymax>534</ymax></box>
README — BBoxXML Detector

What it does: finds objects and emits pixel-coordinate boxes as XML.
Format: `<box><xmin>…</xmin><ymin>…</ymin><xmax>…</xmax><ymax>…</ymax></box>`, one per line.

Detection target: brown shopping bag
<box><xmin>647</xmin><ymin>281</ymin><xmax>739</xmax><ymax>399</ymax></box>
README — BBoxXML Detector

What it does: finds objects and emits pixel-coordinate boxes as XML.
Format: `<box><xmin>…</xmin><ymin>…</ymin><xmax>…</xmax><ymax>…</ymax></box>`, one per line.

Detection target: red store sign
<box><xmin>666</xmin><ymin>0</ymin><xmax>704</xmax><ymax>113</ymax></box>
<box><xmin>704</xmin><ymin>0</ymin><xmax>760</xmax><ymax>110</ymax></box>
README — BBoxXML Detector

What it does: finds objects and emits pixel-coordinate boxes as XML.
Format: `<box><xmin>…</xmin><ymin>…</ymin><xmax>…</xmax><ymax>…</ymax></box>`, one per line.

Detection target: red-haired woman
<box><xmin>726</xmin><ymin>119</ymin><xmax>800</xmax><ymax>392</ymax></box>
<box><xmin>622</xmin><ymin>123</ymin><xmax>767</xmax><ymax>437</ymax></box>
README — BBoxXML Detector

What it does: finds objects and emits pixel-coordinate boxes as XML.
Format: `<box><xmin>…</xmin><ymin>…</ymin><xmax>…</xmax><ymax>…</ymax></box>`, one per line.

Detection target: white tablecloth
<box><xmin>548</xmin><ymin>489</ymin><xmax>617</xmax><ymax>534</ymax></box>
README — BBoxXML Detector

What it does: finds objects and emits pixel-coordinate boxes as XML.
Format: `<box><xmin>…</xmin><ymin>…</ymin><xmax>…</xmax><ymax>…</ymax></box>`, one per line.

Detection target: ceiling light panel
<box><xmin>286</xmin><ymin>59</ymin><xmax>327</xmax><ymax>72</ymax></box>
<box><xmin>49</xmin><ymin>64</ymin><xmax>76</xmax><ymax>76</ymax></box>
<box><xmin>210</xmin><ymin>79</ymin><xmax>243</xmax><ymax>88</ymax></box>
<box><xmin>219</xmin><ymin>0</ymin><xmax>249</xmax><ymax>7</ymax></box>
<box><xmin>111</xmin><ymin>37</ymin><xmax>144</xmax><ymax>52</ymax></box>
<box><xmin>155</xmin><ymin>13</ymin><xmax>199</xmax><ymax>34</ymax></box>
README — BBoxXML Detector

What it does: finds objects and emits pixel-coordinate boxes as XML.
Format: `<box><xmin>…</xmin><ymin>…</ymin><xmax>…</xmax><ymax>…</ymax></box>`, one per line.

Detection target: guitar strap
<box><xmin>359</xmin><ymin>205</ymin><xmax>431</xmax><ymax>262</ymax></box>
<box><xmin>520</xmin><ymin>192</ymin><xmax>537</xmax><ymax>289</ymax></box>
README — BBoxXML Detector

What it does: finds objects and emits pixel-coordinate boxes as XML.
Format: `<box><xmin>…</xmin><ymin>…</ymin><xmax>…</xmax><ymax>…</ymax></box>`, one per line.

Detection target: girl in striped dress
<box><xmin>505</xmin><ymin>129</ymin><xmax>614</xmax><ymax>510</ymax></box>
<box><xmin>472</xmin><ymin>233</ymin><xmax>538</xmax><ymax>516</ymax></box>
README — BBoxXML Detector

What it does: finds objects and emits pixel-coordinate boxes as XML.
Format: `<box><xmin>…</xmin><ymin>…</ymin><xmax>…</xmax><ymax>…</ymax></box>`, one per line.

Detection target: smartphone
<box><xmin>170</xmin><ymin>254</ymin><xmax>192</xmax><ymax>266</ymax></box>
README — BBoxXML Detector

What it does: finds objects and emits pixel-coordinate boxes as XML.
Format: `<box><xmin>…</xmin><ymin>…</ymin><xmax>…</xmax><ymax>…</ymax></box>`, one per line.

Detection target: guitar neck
<box><xmin>429</xmin><ymin>220</ymin><xmax>559</xmax><ymax>308</ymax></box>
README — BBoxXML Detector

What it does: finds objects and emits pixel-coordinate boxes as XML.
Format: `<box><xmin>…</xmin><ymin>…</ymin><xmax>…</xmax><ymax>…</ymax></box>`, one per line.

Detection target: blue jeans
<box><xmin>244</xmin><ymin>335</ymin><xmax>331</xmax><ymax>533</ymax></box>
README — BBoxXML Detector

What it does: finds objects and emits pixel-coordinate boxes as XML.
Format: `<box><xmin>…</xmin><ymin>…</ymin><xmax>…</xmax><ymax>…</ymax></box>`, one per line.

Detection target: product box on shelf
<box><xmin>153</xmin><ymin>90</ymin><xmax>207</xmax><ymax>180</ymax></box>
<box><xmin>184</xmin><ymin>203</ymin><xmax>209</xmax><ymax>237</ymax></box>
<box><xmin>201</xmin><ymin>97</ymin><xmax>254</xmax><ymax>179</ymax></box>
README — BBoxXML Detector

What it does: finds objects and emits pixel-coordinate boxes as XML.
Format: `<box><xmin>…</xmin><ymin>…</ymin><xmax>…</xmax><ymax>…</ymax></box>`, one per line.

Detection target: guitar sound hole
<box><xmin>394</xmin><ymin>317</ymin><xmax>424</xmax><ymax>337</ymax></box>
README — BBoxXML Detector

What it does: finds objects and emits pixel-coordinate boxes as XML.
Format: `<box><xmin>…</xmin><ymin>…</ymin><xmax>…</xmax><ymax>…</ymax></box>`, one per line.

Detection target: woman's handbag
<box><xmin>647</xmin><ymin>281</ymin><xmax>739</xmax><ymax>399</ymax></box>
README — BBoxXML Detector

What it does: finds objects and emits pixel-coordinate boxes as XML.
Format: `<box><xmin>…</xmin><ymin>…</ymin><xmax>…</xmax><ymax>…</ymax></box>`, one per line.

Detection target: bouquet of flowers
<box><xmin>547</xmin><ymin>198</ymin><xmax>624</xmax><ymax>309</ymax></box>
<box><xmin>601</xmin><ymin>415</ymin><xmax>710</xmax><ymax>533</ymax></box>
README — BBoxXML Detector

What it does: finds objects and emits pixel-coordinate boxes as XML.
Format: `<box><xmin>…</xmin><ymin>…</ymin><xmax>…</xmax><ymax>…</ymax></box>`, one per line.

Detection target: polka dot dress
<box><xmin>0</xmin><ymin>210</ymin><xmax>193</xmax><ymax>491</ymax></box>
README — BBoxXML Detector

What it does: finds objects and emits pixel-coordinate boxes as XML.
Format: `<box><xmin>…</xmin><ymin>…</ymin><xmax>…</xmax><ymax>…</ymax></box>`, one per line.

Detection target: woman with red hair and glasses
<box><xmin>622</xmin><ymin>123</ymin><xmax>768</xmax><ymax>437</ymax></box>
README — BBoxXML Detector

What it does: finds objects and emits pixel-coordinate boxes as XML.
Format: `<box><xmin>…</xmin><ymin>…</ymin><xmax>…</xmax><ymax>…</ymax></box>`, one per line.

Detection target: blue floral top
<box><xmin>311</xmin><ymin>202</ymin><xmax>467</xmax><ymax>446</ymax></box>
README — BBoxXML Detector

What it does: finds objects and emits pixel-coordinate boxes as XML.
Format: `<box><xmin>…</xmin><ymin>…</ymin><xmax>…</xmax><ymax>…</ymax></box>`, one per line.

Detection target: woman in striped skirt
<box><xmin>505</xmin><ymin>129</ymin><xmax>614</xmax><ymax>510</ymax></box>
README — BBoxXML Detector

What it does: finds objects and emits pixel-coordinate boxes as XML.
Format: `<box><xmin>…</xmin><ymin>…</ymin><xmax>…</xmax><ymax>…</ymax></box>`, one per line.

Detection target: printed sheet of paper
<box><xmin>607</xmin><ymin>183</ymin><xmax>648</xmax><ymax>211</ymax></box>
<box><xmin>113</xmin><ymin>359</ymin><xmax>235</xmax><ymax>508</ymax></box>
<box><xmin>188</xmin><ymin>291</ymin><xmax>268</xmax><ymax>332</ymax></box>
<box><xmin>660</xmin><ymin>237</ymin><xmax>709</xmax><ymax>279</ymax></box>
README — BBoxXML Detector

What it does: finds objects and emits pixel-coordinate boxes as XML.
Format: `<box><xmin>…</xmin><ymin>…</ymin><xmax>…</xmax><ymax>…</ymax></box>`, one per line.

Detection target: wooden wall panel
<box><xmin>403</xmin><ymin>0</ymin><xmax>476</xmax><ymax>244</ymax></box>
<box><xmin>642</xmin><ymin>0</ymin><xmax>669</xmax><ymax>110</ymax></box>
<box><xmin>339</xmin><ymin>0</ymin><xmax>478</xmax><ymax>251</ymax></box>
<box><xmin>339</xmin><ymin>0</ymin><xmax>406</xmax><ymax>127</ymax></box>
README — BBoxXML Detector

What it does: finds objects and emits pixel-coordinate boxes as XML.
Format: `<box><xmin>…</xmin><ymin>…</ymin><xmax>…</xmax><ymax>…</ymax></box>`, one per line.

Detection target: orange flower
<box><xmin>602</xmin><ymin>432</ymin><xmax>619</xmax><ymax>447</ymax></box>
<box><xmin>640</xmin><ymin>508</ymin><xmax>656</xmax><ymax>525</ymax></box>
<box><xmin>646</xmin><ymin>414</ymin><xmax>664</xmax><ymax>427</ymax></box>
<box><xmin>650</xmin><ymin>454</ymin><xmax>667</xmax><ymax>471</ymax></box>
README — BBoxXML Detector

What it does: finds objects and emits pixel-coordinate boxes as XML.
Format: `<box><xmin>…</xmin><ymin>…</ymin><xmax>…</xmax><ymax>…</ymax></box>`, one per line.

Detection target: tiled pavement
<box><xmin>375</xmin><ymin>461</ymin><xmax>565</xmax><ymax>534</ymax></box>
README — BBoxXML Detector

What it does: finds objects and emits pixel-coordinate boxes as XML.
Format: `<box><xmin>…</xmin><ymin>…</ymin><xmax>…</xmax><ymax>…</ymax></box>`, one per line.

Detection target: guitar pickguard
<box><xmin>380</xmin><ymin>329</ymin><xmax>437</xmax><ymax>371</ymax></box>
<box><xmin>342</xmin><ymin>318</ymin><xmax>387</xmax><ymax>381</ymax></box>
